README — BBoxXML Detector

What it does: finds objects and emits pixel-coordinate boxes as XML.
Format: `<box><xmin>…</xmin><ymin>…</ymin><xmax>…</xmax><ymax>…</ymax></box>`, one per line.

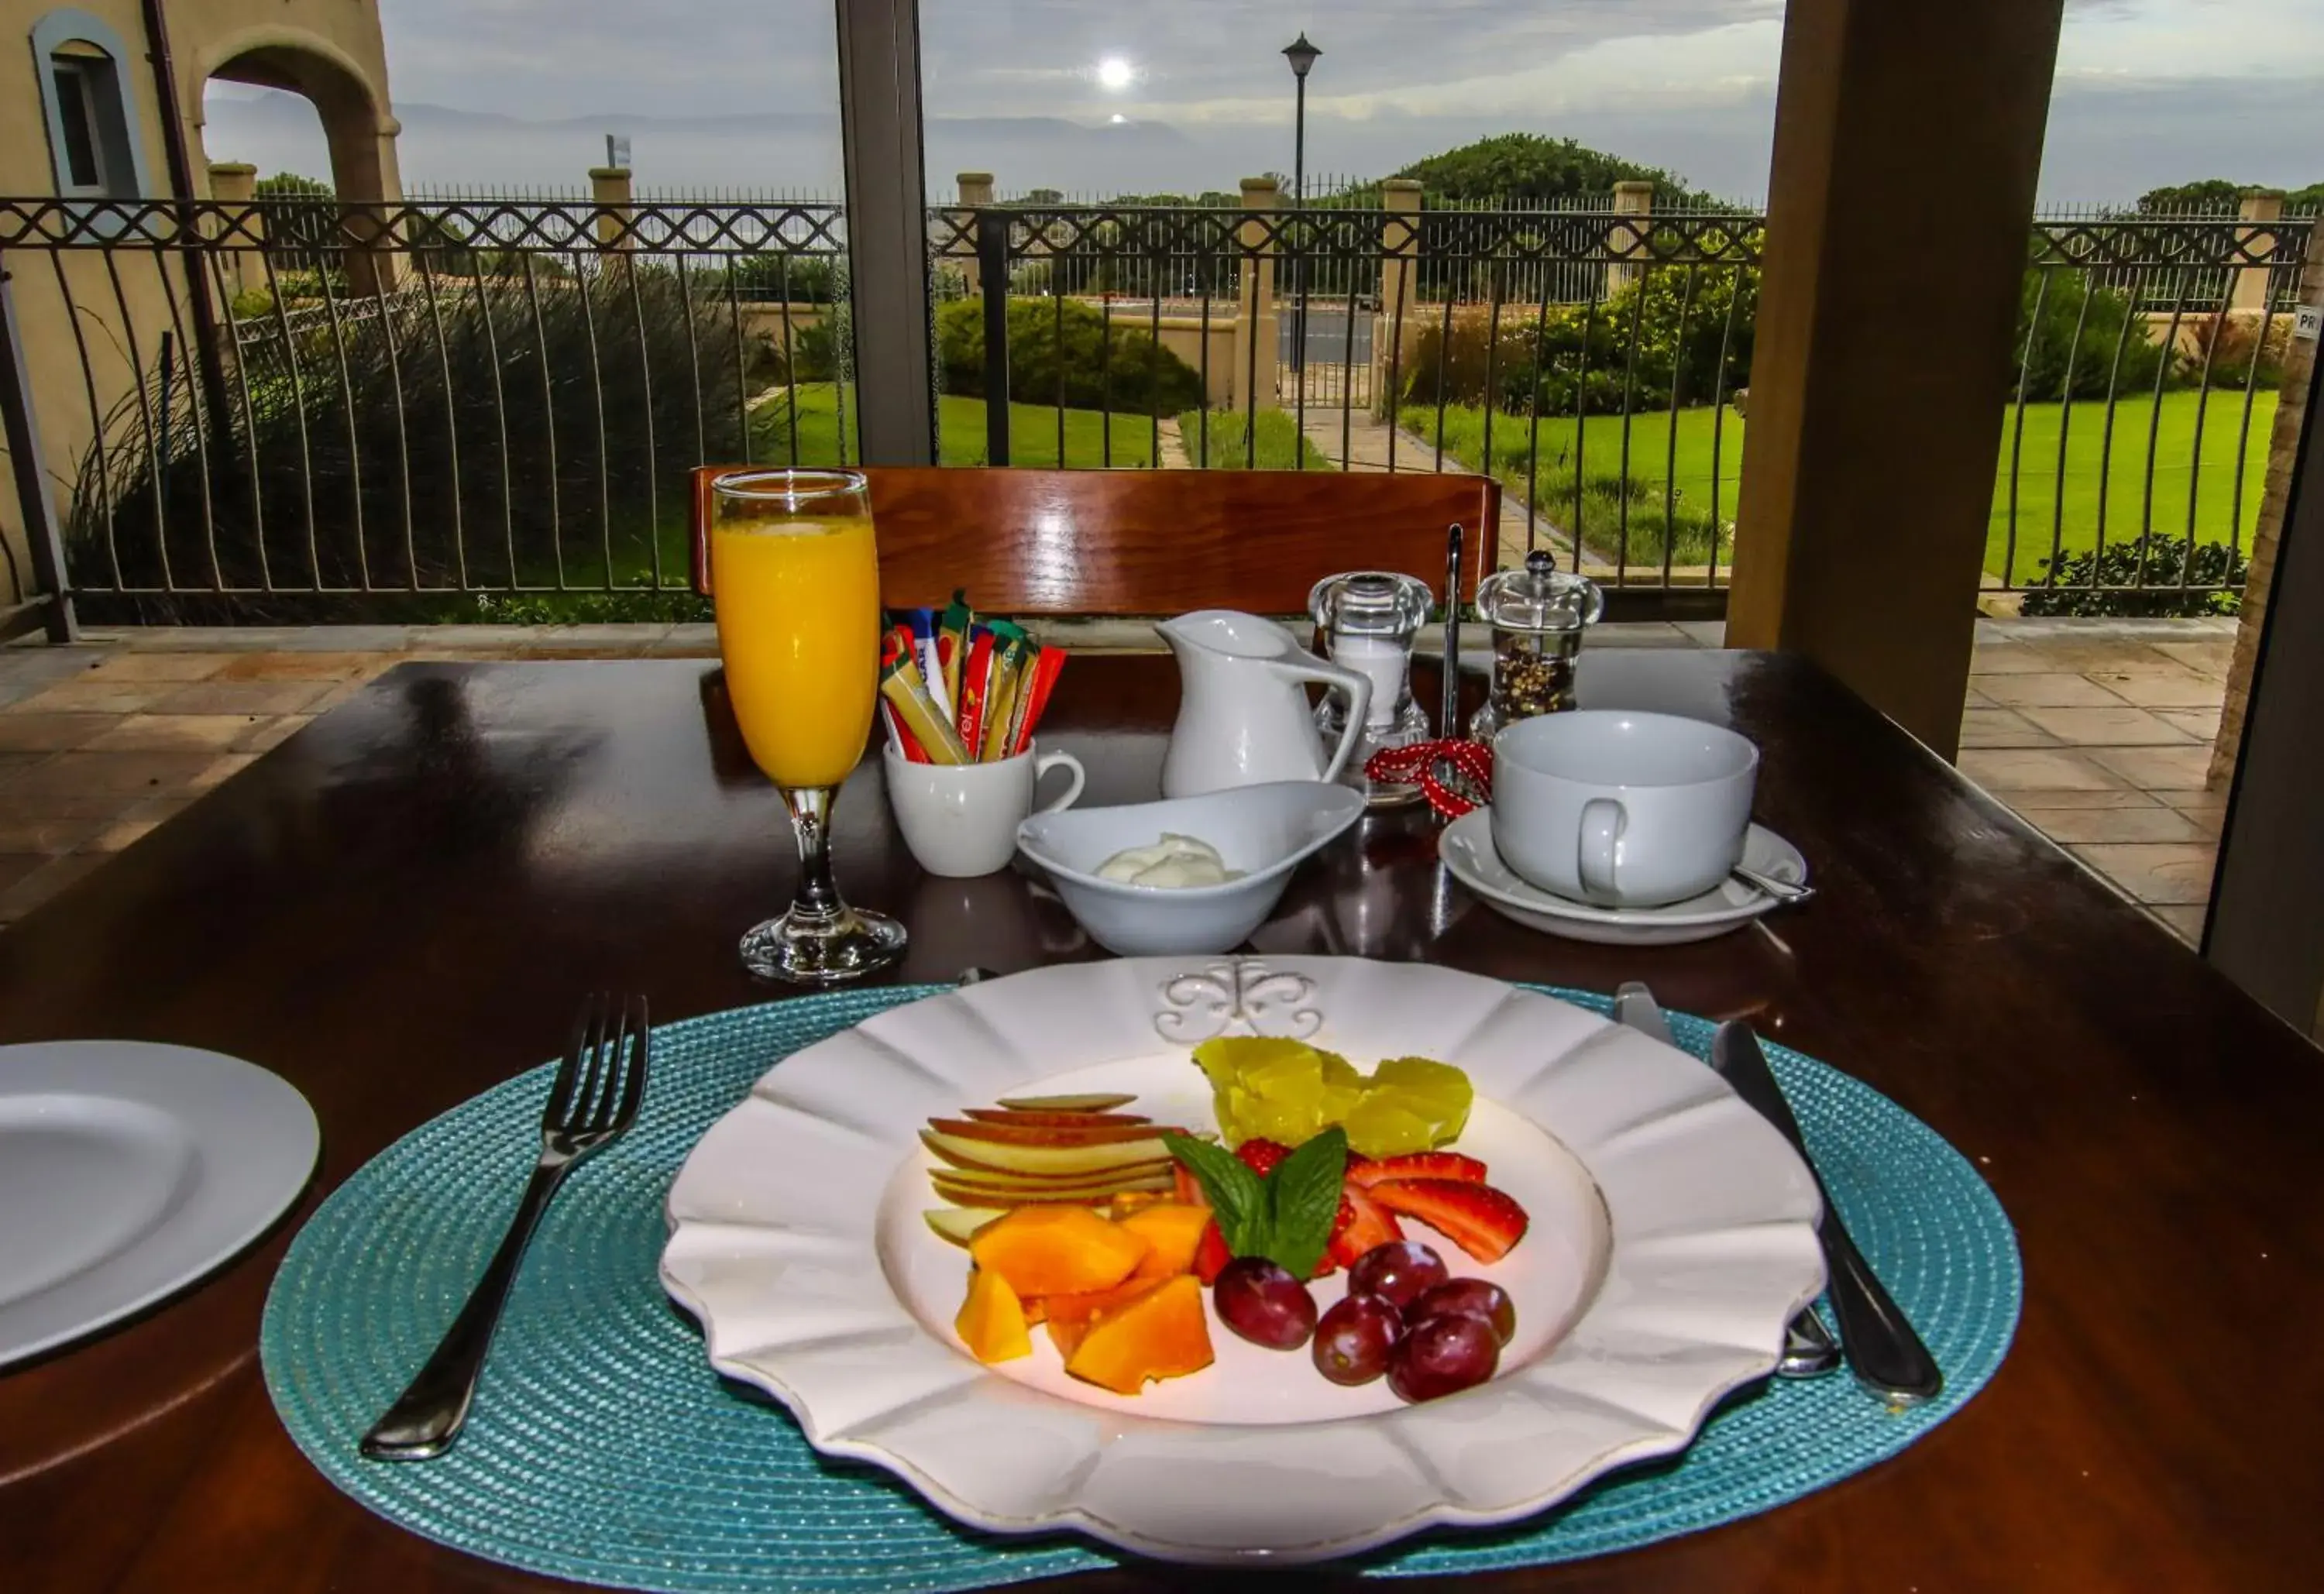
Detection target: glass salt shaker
<box><xmin>1469</xmin><ymin>550</ymin><xmax>1604</xmax><ymax>741</ymax></box>
<box><xmin>1309</xmin><ymin>571</ymin><xmax>1435</xmax><ymax>807</ymax></box>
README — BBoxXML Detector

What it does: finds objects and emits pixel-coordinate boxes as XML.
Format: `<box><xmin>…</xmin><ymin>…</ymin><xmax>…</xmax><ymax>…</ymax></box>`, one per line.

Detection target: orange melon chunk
<box><xmin>1039</xmin><ymin>1276</ymin><xmax>1165</xmax><ymax>1359</ymax></box>
<box><xmin>954</xmin><ymin>1267</ymin><xmax>1031</xmax><ymax>1363</ymax></box>
<box><xmin>968</xmin><ymin>1204</ymin><xmax>1152</xmax><ymax>1298</ymax></box>
<box><xmin>1116</xmin><ymin>1202</ymin><xmax>1213</xmax><ymax>1283</ymax></box>
<box><xmin>1064</xmin><ymin>1274</ymin><xmax>1213</xmax><ymax>1394</ymax></box>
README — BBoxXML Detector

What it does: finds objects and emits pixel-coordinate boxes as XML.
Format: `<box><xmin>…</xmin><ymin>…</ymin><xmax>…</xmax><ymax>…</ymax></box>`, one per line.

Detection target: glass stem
<box><xmin>782</xmin><ymin>785</ymin><xmax>844</xmax><ymax>922</ymax></box>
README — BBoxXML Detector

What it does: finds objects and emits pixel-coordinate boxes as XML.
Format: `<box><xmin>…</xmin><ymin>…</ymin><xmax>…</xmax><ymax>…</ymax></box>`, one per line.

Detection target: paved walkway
<box><xmin>0</xmin><ymin>618</ymin><xmax>2236</xmax><ymax>945</ymax></box>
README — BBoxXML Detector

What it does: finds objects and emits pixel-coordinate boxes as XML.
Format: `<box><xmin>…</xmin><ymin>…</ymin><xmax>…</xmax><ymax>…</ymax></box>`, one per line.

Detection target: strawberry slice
<box><xmin>1345</xmin><ymin>1152</ymin><xmax>1488</xmax><ymax>1188</ymax></box>
<box><xmin>1325</xmin><ymin>1182</ymin><xmax>1405</xmax><ymax>1269</ymax></box>
<box><xmin>1233</xmin><ymin>1138</ymin><xmax>1293</xmax><ymax>1177</ymax></box>
<box><xmin>1173</xmin><ymin>1163</ymin><xmax>1208</xmax><ymax>1208</ymax></box>
<box><xmin>1192</xmin><ymin>1218</ymin><xmax>1232</xmax><ymax>1285</ymax></box>
<box><xmin>1365</xmin><ymin>1178</ymin><xmax>1529</xmax><ymax>1263</ymax></box>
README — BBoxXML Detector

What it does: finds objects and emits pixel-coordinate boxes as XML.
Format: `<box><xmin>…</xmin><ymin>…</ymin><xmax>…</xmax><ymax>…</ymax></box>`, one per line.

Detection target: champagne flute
<box><xmin>710</xmin><ymin>468</ymin><xmax>906</xmax><ymax>983</ymax></box>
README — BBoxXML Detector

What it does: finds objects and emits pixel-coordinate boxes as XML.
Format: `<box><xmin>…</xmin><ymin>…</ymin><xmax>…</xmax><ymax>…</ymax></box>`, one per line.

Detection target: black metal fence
<box><xmin>0</xmin><ymin>191</ymin><xmax>2311</xmax><ymax>628</ymax></box>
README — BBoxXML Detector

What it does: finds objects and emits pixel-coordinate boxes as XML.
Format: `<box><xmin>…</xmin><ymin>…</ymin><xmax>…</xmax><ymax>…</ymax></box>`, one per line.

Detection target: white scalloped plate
<box><xmin>661</xmin><ymin>957</ymin><xmax>1824</xmax><ymax>1565</ymax></box>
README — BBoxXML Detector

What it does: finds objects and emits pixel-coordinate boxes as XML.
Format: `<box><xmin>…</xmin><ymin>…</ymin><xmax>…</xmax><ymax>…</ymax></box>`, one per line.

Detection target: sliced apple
<box><xmin>922</xmin><ymin>1129</ymin><xmax>1173</xmax><ymax>1177</ymax></box>
<box><xmin>929</xmin><ymin>1159</ymin><xmax>1174</xmax><ymax>1191</ymax></box>
<box><xmin>923</xmin><ymin>1207</ymin><xmax>1002</xmax><ymax>1247</ymax></box>
<box><xmin>995</xmin><ymin>1092</ymin><xmax>1138</xmax><ymax>1113</ymax></box>
<box><xmin>959</xmin><ymin>1108</ymin><xmax>1152</xmax><ymax>1129</ymax></box>
<box><xmin>927</xmin><ymin>1117</ymin><xmax>1182</xmax><ymax>1148</ymax></box>
<box><xmin>931</xmin><ymin>1177</ymin><xmax>1172</xmax><ymax>1209</ymax></box>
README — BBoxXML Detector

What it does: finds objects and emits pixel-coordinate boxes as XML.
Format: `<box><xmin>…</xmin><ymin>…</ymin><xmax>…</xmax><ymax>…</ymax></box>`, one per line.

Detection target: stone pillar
<box><xmin>206</xmin><ymin>162</ymin><xmax>262</xmax><ymax>301</ymax></box>
<box><xmin>1376</xmin><ymin>178</ymin><xmax>1422</xmax><ymax>415</ymax></box>
<box><xmin>1232</xmin><ymin>176</ymin><xmax>1281</xmax><ymax>414</ymax></box>
<box><xmin>590</xmin><ymin>165</ymin><xmax>634</xmax><ymax>251</ymax></box>
<box><xmin>2209</xmin><ymin>221</ymin><xmax>2322</xmax><ymax>786</ymax></box>
<box><xmin>957</xmin><ymin>172</ymin><xmax>994</xmax><ymax>207</ymax></box>
<box><xmin>1724</xmin><ymin>0</ymin><xmax>2066</xmax><ymax>757</ymax></box>
<box><xmin>946</xmin><ymin>172</ymin><xmax>990</xmax><ymax>295</ymax></box>
<box><xmin>1606</xmin><ymin>179</ymin><xmax>1655</xmax><ymax>297</ymax></box>
<box><xmin>2230</xmin><ymin>191</ymin><xmax>2284</xmax><ymax>314</ymax></box>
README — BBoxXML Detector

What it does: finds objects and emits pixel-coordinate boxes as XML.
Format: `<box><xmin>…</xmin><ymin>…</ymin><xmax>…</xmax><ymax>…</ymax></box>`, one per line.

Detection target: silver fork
<box><xmin>362</xmin><ymin>993</ymin><xmax>651</xmax><ymax>1461</ymax></box>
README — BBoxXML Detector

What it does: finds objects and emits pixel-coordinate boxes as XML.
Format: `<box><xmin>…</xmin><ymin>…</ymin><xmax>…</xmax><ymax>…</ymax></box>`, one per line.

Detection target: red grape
<box><xmin>1406</xmin><ymin>1278</ymin><xmax>1517</xmax><ymax>1346</ymax></box>
<box><xmin>1387</xmin><ymin>1313</ymin><xmax>1501</xmax><ymax>1403</ymax></box>
<box><xmin>1312</xmin><ymin>1293</ymin><xmax>1402</xmax><ymax>1385</ymax></box>
<box><xmin>1345</xmin><ymin>1241</ymin><xmax>1449</xmax><ymax>1311</ymax></box>
<box><xmin>1213</xmin><ymin>1256</ymin><xmax>1318</xmax><ymax>1350</ymax></box>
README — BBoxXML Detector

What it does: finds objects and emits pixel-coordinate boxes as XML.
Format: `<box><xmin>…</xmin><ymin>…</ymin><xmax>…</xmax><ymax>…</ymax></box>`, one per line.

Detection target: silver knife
<box><xmin>1710</xmin><ymin>1019</ymin><xmax>1944</xmax><ymax>1403</ymax></box>
<box><xmin>1611</xmin><ymin>984</ymin><xmax>1841</xmax><ymax>1380</ymax></box>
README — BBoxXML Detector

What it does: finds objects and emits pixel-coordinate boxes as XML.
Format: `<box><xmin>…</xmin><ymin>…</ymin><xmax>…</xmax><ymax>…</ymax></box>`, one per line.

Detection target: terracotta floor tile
<box><xmin>86</xmin><ymin>651</ymin><xmax>236</xmax><ymax>682</ymax></box>
<box><xmin>0</xmin><ymin>751</ymin><xmax>219</xmax><ymax>812</ymax></box>
<box><xmin>84</xmin><ymin>715</ymin><xmax>262</xmax><ymax>753</ymax></box>
<box><xmin>235</xmin><ymin>716</ymin><xmax>311</xmax><ymax>753</ymax></box>
<box><xmin>0</xmin><ymin>852</ymin><xmax>110</xmax><ymax>922</ymax></box>
<box><xmin>191</xmin><ymin>753</ymin><xmax>260</xmax><ymax>790</ymax></box>
<box><xmin>2181</xmin><ymin>807</ymin><xmax>2225</xmax><ymax>840</ymax></box>
<box><xmin>306</xmin><ymin>679</ymin><xmax>373</xmax><ymax>713</ymax></box>
<box><xmin>154</xmin><ymin>680</ymin><xmax>334</xmax><ymax>716</ymax></box>
<box><xmin>2088</xmin><ymin>744</ymin><xmax>2219</xmax><ymax>792</ymax></box>
<box><xmin>2146</xmin><ymin>904</ymin><xmax>2208</xmax><ymax>945</ymax></box>
<box><xmin>0</xmin><ymin>751</ymin><xmax>51</xmax><ymax>780</ymax></box>
<box><xmin>0</xmin><ymin>713</ymin><xmax>116</xmax><ymax>752</ymax></box>
<box><xmin>0</xmin><ymin>812</ymin><xmax>109</xmax><ymax>855</ymax></box>
<box><xmin>1956</xmin><ymin>708</ymin><xmax>2058</xmax><ymax>748</ymax></box>
<box><xmin>2014</xmin><ymin>704</ymin><xmax>2199</xmax><ymax>746</ymax></box>
<box><xmin>1958</xmin><ymin>747</ymin><xmax>2125</xmax><ymax>791</ymax></box>
<box><xmin>2024</xmin><ymin>806</ymin><xmax>2205</xmax><ymax>844</ymax></box>
<box><xmin>2151</xmin><ymin>641</ymin><xmax>2234</xmax><ymax>677</ymax></box>
<box><xmin>88</xmin><ymin>791</ymin><xmax>194</xmax><ymax>851</ymax></box>
<box><xmin>1982</xmin><ymin>787</ymin><xmax>2163</xmax><ymax>811</ymax></box>
<box><xmin>2085</xmin><ymin>669</ymin><xmax>2227</xmax><ymax>708</ymax></box>
<box><xmin>2154</xmin><ymin>708</ymin><xmax>2221</xmax><ymax>740</ymax></box>
<box><xmin>2069</xmin><ymin>843</ymin><xmax>2218</xmax><ymax>905</ymax></box>
<box><xmin>2167</xmin><ymin>788</ymin><xmax>2231</xmax><ymax>814</ymax></box>
<box><xmin>1965</xmin><ymin>645</ymin><xmax>2057</xmax><ymax>675</ymax></box>
<box><xmin>10</xmin><ymin>677</ymin><xmax>178</xmax><ymax>714</ymax></box>
<box><xmin>2023</xmin><ymin>640</ymin><xmax>2181</xmax><ymax>672</ymax></box>
<box><xmin>215</xmin><ymin>652</ymin><xmax>397</xmax><ymax>682</ymax></box>
<box><xmin>1974</xmin><ymin>674</ymin><xmax>2131</xmax><ymax>708</ymax></box>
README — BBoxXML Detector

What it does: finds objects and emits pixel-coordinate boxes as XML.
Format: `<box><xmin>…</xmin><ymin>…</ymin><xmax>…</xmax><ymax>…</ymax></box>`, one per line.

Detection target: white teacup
<box><xmin>1490</xmin><ymin>711</ymin><xmax>1758</xmax><ymax>908</ymax></box>
<box><xmin>884</xmin><ymin>740</ymin><xmax>1085</xmax><ymax>878</ymax></box>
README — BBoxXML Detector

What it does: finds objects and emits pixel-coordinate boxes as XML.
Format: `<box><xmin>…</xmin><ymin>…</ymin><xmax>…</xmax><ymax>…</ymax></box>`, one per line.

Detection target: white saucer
<box><xmin>1439</xmin><ymin>809</ymin><xmax>1810</xmax><ymax>946</ymax></box>
<box><xmin>0</xmin><ymin>1041</ymin><xmax>318</xmax><ymax>1368</ymax></box>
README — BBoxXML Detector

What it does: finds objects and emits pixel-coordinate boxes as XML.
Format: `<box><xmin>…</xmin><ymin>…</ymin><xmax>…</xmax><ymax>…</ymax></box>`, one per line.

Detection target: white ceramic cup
<box><xmin>1490</xmin><ymin>710</ymin><xmax>1758</xmax><ymax>908</ymax></box>
<box><xmin>884</xmin><ymin>740</ymin><xmax>1085</xmax><ymax>878</ymax></box>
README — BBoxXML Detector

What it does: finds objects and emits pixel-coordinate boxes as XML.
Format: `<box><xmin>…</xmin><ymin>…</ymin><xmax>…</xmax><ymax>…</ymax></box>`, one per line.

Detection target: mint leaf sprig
<box><xmin>1161</xmin><ymin>1127</ymin><xmax>1349</xmax><ymax>1280</ymax></box>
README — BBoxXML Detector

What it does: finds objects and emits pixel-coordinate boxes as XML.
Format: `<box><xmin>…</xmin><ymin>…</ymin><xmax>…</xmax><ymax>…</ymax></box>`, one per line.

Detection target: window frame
<box><xmin>28</xmin><ymin>9</ymin><xmax>155</xmax><ymax>218</ymax></box>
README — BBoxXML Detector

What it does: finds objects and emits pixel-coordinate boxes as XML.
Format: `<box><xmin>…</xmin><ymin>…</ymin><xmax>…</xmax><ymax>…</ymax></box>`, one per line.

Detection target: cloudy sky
<box><xmin>201</xmin><ymin>0</ymin><xmax>2324</xmax><ymax>201</ymax></box>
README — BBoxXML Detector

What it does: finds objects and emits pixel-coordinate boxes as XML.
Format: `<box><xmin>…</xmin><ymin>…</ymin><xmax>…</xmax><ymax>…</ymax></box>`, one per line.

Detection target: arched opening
<box><xmin>201</xmin><ymin>42</ymin><xmax>394</xmax><ymax>206</ymax></box>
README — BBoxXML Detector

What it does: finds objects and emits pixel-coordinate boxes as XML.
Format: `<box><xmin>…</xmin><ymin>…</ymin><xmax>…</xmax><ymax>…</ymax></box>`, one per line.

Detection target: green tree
<box><xmin>1393</xmin><ymin>134</ymin><xmax>1711</xmax><ymax>207</ymax></box>
<box><xmin>936</xmin><ymin>297</ymin><xmax>1202</xmax><ymax>413</ymax></box>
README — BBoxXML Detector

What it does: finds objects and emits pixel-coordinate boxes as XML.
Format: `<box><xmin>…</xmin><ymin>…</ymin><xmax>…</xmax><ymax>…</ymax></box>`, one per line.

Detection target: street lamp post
<box><xmin>1282</xmin><ymin>33</ymin><xmax>1320</xmax><ymax>433</ymax></box>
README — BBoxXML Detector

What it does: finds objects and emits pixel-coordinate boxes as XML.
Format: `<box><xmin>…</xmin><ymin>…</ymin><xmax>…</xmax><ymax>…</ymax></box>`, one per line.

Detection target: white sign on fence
<box><xmin>2295</xmin><ymin>304</ymin><xmax>2321</xmax><ymax>342</ymax></box>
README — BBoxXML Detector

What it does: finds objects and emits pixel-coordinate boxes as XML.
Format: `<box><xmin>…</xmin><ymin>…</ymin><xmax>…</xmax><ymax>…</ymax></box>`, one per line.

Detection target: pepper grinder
<box><xmin>1469</xmin><ymin>549</ymin><xmax>1604</xmax><ymax>740</ymax></box>
<box><xmin>1309</xmin><ymin>571</ymin><xmax>1435</xmax><ymax>806</ymax></box>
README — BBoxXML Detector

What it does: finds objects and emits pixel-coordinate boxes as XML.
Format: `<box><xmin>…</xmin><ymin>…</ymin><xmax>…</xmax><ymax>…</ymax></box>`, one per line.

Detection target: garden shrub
<box><xmin>2019</xmin><ymin>536</ymin><xmax>2247</xmax><ymax>617</ymax></box>
<box><xmin>937</xmin><ymin>297</ymin><xmax>1203</xmax><ymax>414</ymax></box>
<box><xmin>2010</xmin><ymin>272</ymin><xmax>2165</xmax><ymax>403</ymax></box>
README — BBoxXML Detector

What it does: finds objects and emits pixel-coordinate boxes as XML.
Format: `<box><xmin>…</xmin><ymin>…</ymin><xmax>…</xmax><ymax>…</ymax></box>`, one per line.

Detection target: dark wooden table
<box><xmin>2</xmin><ymin>651</ymin><xmax>2319</xmax><ymax>1592</ymax></box>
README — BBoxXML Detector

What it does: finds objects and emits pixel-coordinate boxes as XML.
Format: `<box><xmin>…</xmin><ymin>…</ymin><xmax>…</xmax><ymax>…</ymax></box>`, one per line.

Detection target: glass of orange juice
<box><xmin>710</xmin><ymin>468</ymin><xmax>906</xmax><ymax>983</ymax></box>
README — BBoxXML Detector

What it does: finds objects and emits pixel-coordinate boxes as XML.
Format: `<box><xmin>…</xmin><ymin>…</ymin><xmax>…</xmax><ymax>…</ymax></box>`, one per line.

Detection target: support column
<box><xmin>1232</xmin><ymin>177</ymin><xmax>1281</xmax><ymax>414</ymax></box>
<box><xmin>1724</xmin><ymin>0</ymin><xmax>2066</xmax><ymax>756</ymax></box>
<box><xmin>590</xmin><ymin>164</ymin><xmax>634</xmax><ymax>251</ymax></box>
<box><xmin>207</xmin><ymin>161</ymin><xmax>262</xmax><ymax>301</ymax></box>
<box><xmin>1377</xmin><ymin>178</ymin><xmax>1422</xmax><ymax>417</ymax></box>
<box><xmin>2229</xmin><ymin>191</ymin><xmax>2284</xmax><ymax>314</ymax></box>
<box><xmin>1606</xmin><ymin>179</ymin><xmax>1654</xmax><ymax>298</ymax></box>
<box><xmin>835</xmin><ymin>0</ymin><xmax>937</xmax><ymax>465</ymax></box>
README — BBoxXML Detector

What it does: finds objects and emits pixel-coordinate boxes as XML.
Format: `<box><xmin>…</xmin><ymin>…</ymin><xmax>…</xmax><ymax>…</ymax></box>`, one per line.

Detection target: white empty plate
<box><xmin>0</xmin><ymin>1041</ymin><xmax>318</xmax><ymax>1368</ymax></box>
<box><xmin>1440</xmin><ymin>809</ymin><xmax>1809</xmax><ymax>946</ymax></box>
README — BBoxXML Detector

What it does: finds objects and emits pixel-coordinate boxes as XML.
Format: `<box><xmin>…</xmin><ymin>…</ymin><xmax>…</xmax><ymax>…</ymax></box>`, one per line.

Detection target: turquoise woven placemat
<box><xmin>262</xmin><ymin>984</ymin><xmax>2020</xmax><ymax>1590</ymax></box>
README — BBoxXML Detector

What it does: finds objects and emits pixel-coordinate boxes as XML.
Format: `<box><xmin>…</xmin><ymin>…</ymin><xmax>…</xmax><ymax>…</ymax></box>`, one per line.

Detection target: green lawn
<box><xmin>755</xmin><ymin>383</ymin><xmax>1157</xmax><ymax>468</ymax></box>
<box><xmin>1177</xmin><ymin>407</ymin><xmax>1336</xmax><ymax>470</ymax></box>
<box><xmin>1403</xmin><ymin>389</ymin><xmax>2277</xmax><ymax>579</ymax></box>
